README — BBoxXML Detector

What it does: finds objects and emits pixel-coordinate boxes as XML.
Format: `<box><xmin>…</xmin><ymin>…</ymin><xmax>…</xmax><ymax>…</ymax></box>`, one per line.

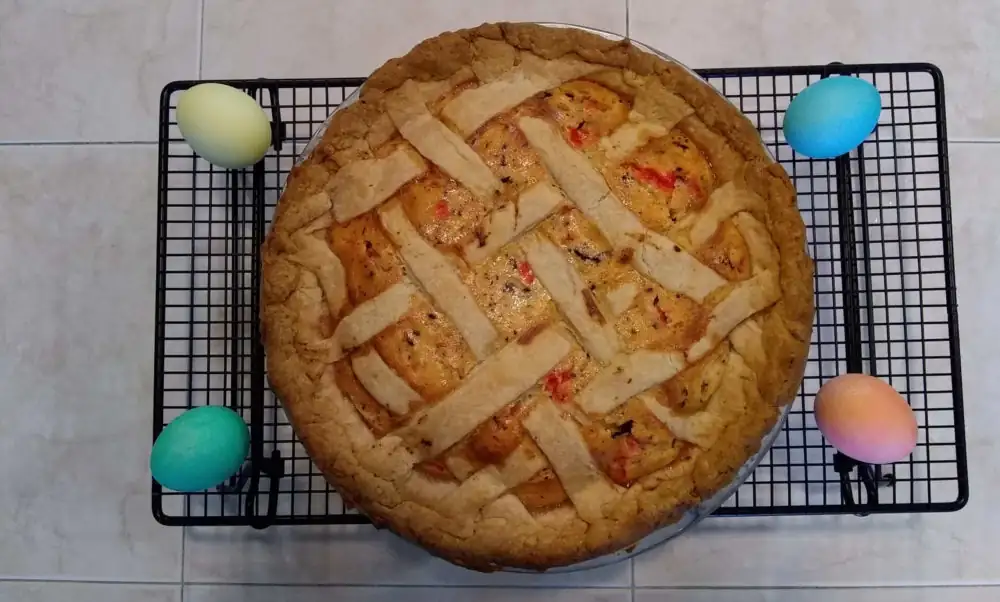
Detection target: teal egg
<box><xmin>150</xmin><ymin>406</ymin><xmax>250</xmax><ymax>492</ymax></box>
<box><xmin>783</xmin><ymin>76</ymin><xmax>882</xmax><ymax>159</ymax></box>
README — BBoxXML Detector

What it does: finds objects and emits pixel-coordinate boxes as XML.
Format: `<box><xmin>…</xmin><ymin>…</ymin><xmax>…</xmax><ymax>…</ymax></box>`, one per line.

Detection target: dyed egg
<box><xmin>814</xmin><ymin>374</ymin><xmax>917</xmax><ymax>465</ymax></box>
<box><xmin>783</xmin><ymin>76</ymin><xmax>882</xmax><ymax>159</ymax></box>
<box><xmin>176</xmin><ymin>83</ymin><xmax>272</xmax><ymax>169</ymax></box>
<box><xmin>150</xmin><ymin>406</ymin><xmax>250</xmax><ymax>492</ymax></box>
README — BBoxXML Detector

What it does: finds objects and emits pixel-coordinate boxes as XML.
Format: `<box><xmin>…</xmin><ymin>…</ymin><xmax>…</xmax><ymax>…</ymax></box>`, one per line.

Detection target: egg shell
<box><xmin>176</xmin><ymin>83</ymin><xmax>272</xmax><ymax>169</ymax></box>
<box><xmin>783</xmin><ymin>76</ymin><xmax>882</xmax><ymax>159</ymax></box>
<box><xmin>150</xmin><ymin>405</ymin><xmax>250</xmax><ymax>492</ymax></box>
<box><xmin>814</xmin><ymin>373</ymin><xmax>917</xmax><ymax>465</ymax></box>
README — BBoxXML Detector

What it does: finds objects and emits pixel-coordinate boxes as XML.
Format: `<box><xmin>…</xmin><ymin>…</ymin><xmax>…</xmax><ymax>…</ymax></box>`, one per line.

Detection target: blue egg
<box><xmin>783</xmin><ymin>76</ymin><xmax>882</xmax><ymax>159</ymax></box>
<box><xmin>150</xmin><ymin>406</ymin><xmax>250</xmax><ymax>492</ymax></box>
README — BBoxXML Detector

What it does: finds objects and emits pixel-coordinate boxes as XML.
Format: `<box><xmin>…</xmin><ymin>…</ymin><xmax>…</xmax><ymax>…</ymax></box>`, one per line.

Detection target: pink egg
<box><xmin>814</xmin><ymin>374</ymin><xmax>918</xmax><ymax>464</ymax></box>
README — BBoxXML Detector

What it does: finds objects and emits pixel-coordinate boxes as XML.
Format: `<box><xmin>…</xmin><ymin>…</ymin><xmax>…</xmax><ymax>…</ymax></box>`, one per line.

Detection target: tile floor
<box><xmin>0</xmin><ymin>0</ymin><xmax>997</xmax><ymax>599</ymax></box>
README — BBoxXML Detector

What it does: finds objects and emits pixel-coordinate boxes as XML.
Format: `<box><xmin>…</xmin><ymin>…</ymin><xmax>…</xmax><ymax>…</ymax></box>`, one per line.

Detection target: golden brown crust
<box><xmin>262</xmin><ymin>22</ymin><xmax>813</xmax><ymax>571</ymax></box>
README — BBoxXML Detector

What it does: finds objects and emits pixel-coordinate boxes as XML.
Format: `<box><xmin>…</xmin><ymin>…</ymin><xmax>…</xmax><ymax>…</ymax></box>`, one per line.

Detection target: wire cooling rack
<box><xmin>153</xmin><ymin>63</ymin><xmax>968</xmax><ymax>527</ymax></box>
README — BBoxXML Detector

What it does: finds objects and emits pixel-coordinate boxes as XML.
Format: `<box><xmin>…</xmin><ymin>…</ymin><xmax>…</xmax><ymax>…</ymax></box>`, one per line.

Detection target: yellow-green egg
<box><xmin>150</xmin><ymin>406</ymin><xmax>250</xmax><ymax>492</ymax></box>
<box><xmin>176</xmin><ymin>83</ymin><xmax>272</xmax><ymax>169</ymax></box>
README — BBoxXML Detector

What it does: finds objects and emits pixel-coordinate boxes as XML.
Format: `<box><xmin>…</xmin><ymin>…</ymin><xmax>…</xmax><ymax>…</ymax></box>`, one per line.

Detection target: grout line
<box><xmin>0</xmin><ymin>576</ymin><xmax>632</xmax><ymax>589</ymax></box>
<box><xmin>196</xmin><ymin>0</ymin><xmax>205</xmax><ymax>79</ymax></box>
<box><xmin>167</xmin><ymin>582</ymin><xmax>633</xmax><ymax>590</ymax></box>
<box><xmin>0</xmin><ymin>138</ymin><xmax>997</xmax><ymax>149</ymax></box>
<box><xmin>630</xmin><ymin>557</ymin><xmax>636</xmax><ymax>602</ymax></box>
<box><xmin>948</xmin><ymin>137</ymin><xmax>1000</xmax><ymax>143</ymax></box>
<box><xmin>180</xmin><ymin>527</ymin><xmax>187</xmax><ymax>602</ymax></box>
<box><xmin>0</xmin><ymin>578</ymin><xmax>180</xmax><ymax>586</ymax></box>
<box><xmin>2</xmin><ymin>577</ymin><xmax>998</xmax><ymax>590</ymax></box>
<box><xmin>625</xmin><ymin>0</ymin><xmax>631</xmax><ymax>38</ymax></box>
<box><xmin>632</xmin><ymin>585</ymin><xmax>1000</xmax><ymax>591</ymax></box>
<box><xmin>0</xmin><ymin>140</ymin><xmax>157</xmax><ymax>147</ymax></box>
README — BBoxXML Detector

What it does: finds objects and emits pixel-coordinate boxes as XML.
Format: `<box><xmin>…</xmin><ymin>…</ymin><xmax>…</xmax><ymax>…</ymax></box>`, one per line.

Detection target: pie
<box><xmin>261</xmin><ymin>22</ymin><xmax>814</xmax><ymax>571</ymax></box>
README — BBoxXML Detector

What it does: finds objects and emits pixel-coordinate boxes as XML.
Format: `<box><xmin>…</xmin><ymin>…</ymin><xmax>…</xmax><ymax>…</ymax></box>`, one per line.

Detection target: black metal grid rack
<box><xmin>153</xmin><ymin>63</ymin><xmax>968</xmax><ymax>528</ymax></box>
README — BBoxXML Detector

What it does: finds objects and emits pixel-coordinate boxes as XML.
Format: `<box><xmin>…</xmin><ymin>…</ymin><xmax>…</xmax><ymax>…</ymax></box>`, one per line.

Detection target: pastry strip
<box><xmin>523</xmin><ymin>400</ymin><xmax>621</xmax><ymax>523</ymax></box>
<box><xmin>396</xmin><ymin>326</ymin><xmax>573</xmax><ymax>458</ymax></box>
<box><xmin>732</xmin><ymin>212</ymin><xmax>780</xmax><ymax>274</ymax></box>
<box><xmin>279</xmin><ymin>191</ymin><xmax>332</xmax><ymax>233</ymax></box>
<box><xmin>640</xmin><ymin>352</ymin><xmax>748</xmax><ymax>449</ymax></box>
<box><xmin>577</xmin><ymin>349</ymin><xmax>686</xmax><ymax>415</ymax></box>
<box><xmin>287</xmin><ymin>232</ymin><xmax>347</xmax><ymax>319</ymax></box>
<box><xmin>351</xmin><ymin>350</ymin><xmax>422</xmax><ymax>415</ymax></box>
<box><xmin>687</xmin><ymin>182</ymin><xmax>764</xmax><ymax>247</ymax></box>
<box><xmin>379</xmin><ymin>203</ymin><xmax>499</xmax><ymax>360</ymax></box>
<box><xmin>632</xmin><ymin>79</ymin><xmax>695</xmax><ymax>125</ymax></box>
<box><xmin>520</xmin><ymin>233</ymin><xmax>619</xmax><ymax>362</ymax></box>
<box><xmin>313</xmin><ymin>368</ymin><xmax>376</xmax><ymax>453</ymax></box>
<box><xmin>517</xmin><ymin>117</ymin><xmax>631</xmax><ymax>237</ymax></box>
<box><xmin>687</xmin><ymin>272</ymin><xmax>780</xmax><ymax>362</ymax></box>
<box><xmin>327</xmin><ymin>280</ymin><xmax>418</xmax><ymax>361</ymax></box>
<box><xmin>438</xmin><ymin>443</ymin><xmax>547</xmax><ymax>515</ymax></box>
<box><xmin>386</xmin><ymin>80</ymin><xmax>502</xmax><ymax>202</ymax></box>
<box><xmin>729</xmin><ymin>318</ymin><xmax>765</xmax><ymax>371</ymax></box>
<box><xmin>630</xmin><ymin>231</ymin><xmax>727</xmax><ymax>303</ymax></box>
<box><xmin>329</xmin><ymin>147</ymin><xmax>428</xmax><ymax>223</ymax></box>
<box><xmin>443</xmin><ymin>55</ymin><xmax>601</xmax><ymax>137</ymax></box>
<box><xmin>598</xmin><ymin>119</ymin><xmax>668</xmax><ymax>164</ymax></box>
<box><xmin>604</xmin><ymin>282</ymin><xmax>639</xmax><ymax>317</ymax></box>
<box><xmin>464</xmin><ymin>181</ymin><xmax>565</xmax><ymax>264</ymax></box>
<box><xmin>518</xmin><ymin>116</ymin><xmax>726</xmax><ymax>302</ymax></box>
<box><xmin>689</xmin><ymin>211</ymin><xmax>781</xmax><ymax>362</ymax></box>
<box><xmin>518</xmin><ymin>115</ymin><xmax>651</xmax><ymax>243</ymax></box>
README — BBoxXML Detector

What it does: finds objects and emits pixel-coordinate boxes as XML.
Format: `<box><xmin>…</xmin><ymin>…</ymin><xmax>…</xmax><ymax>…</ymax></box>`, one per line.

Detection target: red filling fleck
<box><xmin>609</xmin><ymin>435</ymin><xmax>642</xmax><ymax>484</ymax></box>
<box><xmin>619</xmin><ymin>434</ymin><xmax>641</xmax><ymax>458</ymax></box>
<box><xmin>543</xmin><ymin>369</ymin><xmax>573</xmax><ymax>403</ymax></box>
<box><xmin>653</xmin><ymin>297</ymin><xmax>670</xmax><ymax>324</ymax></box>
<box><xmin>419</xmin><ymin>459</ymin><xmax>451</xmax><ymax>479</ymax></box>
<box><xmin>630</xmin><ymin>164</ymin><xmax>677</xmax><ymax>192</ymax></box>
<box><xmin>518</xmin><ymin>261</ymin><xmax>535</xmax><ymax>285</ymax></box>
<box><xmin>609</xmin><ymin>458</ymin><xmax>628</xmax><ymax>484</ymax></box>
<box><xmin>684</xmin><ymin>178</ymin><xmax>704</xmax><ymax>201</ymax></box>
<box><xmin>434</xmin><ymin>200</ymin><xmax>451</xmax><ymax>220</ymax></box>
<box><xmin>567</xmin><ymin>126</ymin><xmax>590</xmax><ymax>148</ymax></box>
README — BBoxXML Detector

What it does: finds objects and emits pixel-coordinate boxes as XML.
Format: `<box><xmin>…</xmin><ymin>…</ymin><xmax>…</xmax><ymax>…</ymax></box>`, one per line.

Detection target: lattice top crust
<box><xmin>262</xmin><ymin>22</ymin><xmax>814</xmax><ymax>571</ymax></box>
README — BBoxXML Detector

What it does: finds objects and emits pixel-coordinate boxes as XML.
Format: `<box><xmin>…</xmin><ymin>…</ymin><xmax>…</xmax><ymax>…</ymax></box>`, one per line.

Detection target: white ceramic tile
<box><xmin>0</xmin><ymin>582</ymin><xmax>180</xmax><ymax>602</ymax></box>
<box><xmin>0</xmin><ymin>145</ymin><xmax>182</xmax><ymax>580</ymax></box>
<box><xmin>636</xmin><ymin>587</ymin><xmax>1000</xmax><ymax>602</ymax></box>
<box><xmin>0</xmin><ymin>1</ymin><xmax>199</xmax><ymax>143</ymax></box>
<box><xmin>183</xmin><ymin>525</ymin><xmax>629</xmax><ymax>586</ymax></box>
<box><xmin>629</xmin><ymin>0</ymin><xmax>1000</xmax><ymax>140</ymax></box>
<box><xmin>186</xmin><ymin>585</ymin><xmax>629</xmax><ymax>602</ymax></box>
<box><xmin>633</xmin><ymin>142</ymin><xmax>998</xmax><ymax>587</ymax></box>
<box><xmin>201</xmin><ymin>0</ymin><xmax>627</xmax><ymax>79</ymax></box>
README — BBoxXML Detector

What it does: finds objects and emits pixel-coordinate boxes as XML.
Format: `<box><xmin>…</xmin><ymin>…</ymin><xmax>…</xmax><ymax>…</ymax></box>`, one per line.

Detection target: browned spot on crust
<box><xmin>516</xmin><ymin>321</ymin><xmax>549</xmax><ymax>345</ymax></box>
<box><xmin>373</xmin><ymin>298</ymin><xmax>477</xmax><ymax>403</ymax></box>
<box><xmin>469</xmin><ymin>401</ymin><xmax>531</xmax><ymax>464</ymax></box>
<box><xmin>581</xmin><ymin>288</ymin><xmax>605</xmax><ymax>324</ymax></box>
<box><xmin>693</xmin><ymin>220</ymin><xmax>751</xmax><ymax>282</ymax></box>
<box><xmin>330</xmin><ymin>213</ymin><xmax>405</xmax><ymax>304</ymax></box>
<box><xmin>512</xmin><ymin>467</ymin><xmax>570</xmax><ymax>511</ymax></box>
<box><xmin>333</xmin><ymin>357</ymin><xmax>396</xmax><ymax>436</ymax></box>
<box><xmin>616</xmin><ymin>285</ymin><xmax>708</xmax><ymax>352</ymax></box>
